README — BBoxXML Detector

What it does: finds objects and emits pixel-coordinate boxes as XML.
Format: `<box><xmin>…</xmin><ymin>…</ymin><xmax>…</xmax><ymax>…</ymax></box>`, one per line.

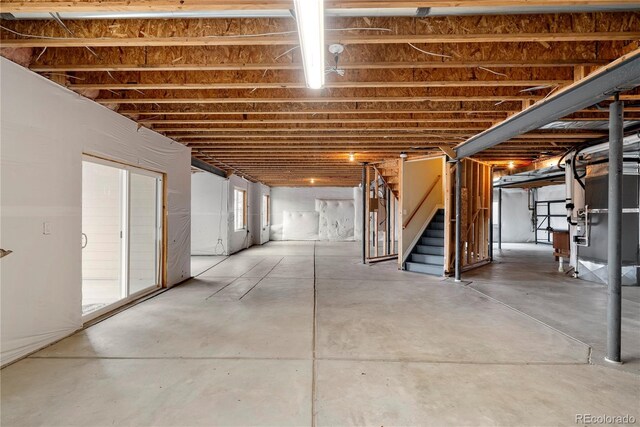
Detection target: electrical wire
<box><xmin>407</xmin><ymin>42</ymin><xmax>452</xmax><ymax>59</ymax></box>
<box><xmin>478</xmin><ymin>66</ymin><xmax>508</xmax><ymax>77</ymax></box>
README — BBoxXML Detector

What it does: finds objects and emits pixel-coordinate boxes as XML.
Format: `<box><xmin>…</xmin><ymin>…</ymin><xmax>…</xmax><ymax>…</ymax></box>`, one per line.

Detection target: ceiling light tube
<box><xmin>293</xmin><ymin>0</ymin><xmax>325</xmax><ymax>90</ymax></box>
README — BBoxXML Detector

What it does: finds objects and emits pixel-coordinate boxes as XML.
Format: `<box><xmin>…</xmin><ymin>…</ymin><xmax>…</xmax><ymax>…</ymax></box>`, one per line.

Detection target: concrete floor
<box><xmin>2</xmin><ymin>242</ymin><xmax>639</xmax><ymax>426</ymax></box>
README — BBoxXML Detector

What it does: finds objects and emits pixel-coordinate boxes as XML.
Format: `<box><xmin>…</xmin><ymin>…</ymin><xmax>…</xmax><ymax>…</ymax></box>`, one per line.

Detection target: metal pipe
<box><xmin>361</xmin><ymin>162</ymin><xmax>368</xmax><ymax>264</ymax></box>
<box><xmin>489</xmin><ymin>173</ymin><xmax>494</xmax><ymax>260</ymax></box>
<box><xmin>498</xmin><ymin>188</ymin><xmax>502</xmax><ymax>251</ymax></box>
<box><xmin>455</xmin><ymin>160</ymin><xmax>462</xmax><ymax>281</ymax></box>
<box><xmin>606</xmin><ymin>94</ymin><xmax>624</xmax><ymax>364</ymax></box>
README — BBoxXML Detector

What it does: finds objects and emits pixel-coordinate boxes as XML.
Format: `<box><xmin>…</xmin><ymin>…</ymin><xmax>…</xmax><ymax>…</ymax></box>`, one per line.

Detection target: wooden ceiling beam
<box><xmin>122</xmin><ymin>109</ymin><xmax>514</xmax><ymax>116</ymax></box>
<box><xmin>143</xmin><ymin>118</ymin><xmax>496</xmax><ymax>125</ymax></box>
<box><xmin>30</xmin><ymin>60</ymin><xmax>608</xmax><ymax>73</ymax></box>
<box><xmin>4</xmin><ymin>32</ymin><xmax>638</xmax><ymax>48</ymax></box>
<box><xmin>177</xmin><ymin>131</ymin><xmax>603</xmax><ymax>138</ymax></box>
<box><xmin>160</xmin><ymin>126</ymin><xmax>486</xmax><ymax>133</ymax></box>
<box><xmin>98</xmin><ymin>96</ymin><xmax>546</xmax><ymax>105</ymax></box>
<box><xmin>98</xmin><ymin>94</ymin><xmax>639</xmax><ymax>104</ymax></box>
<box><xmin>69</xmin><ymin>80</ymin><xmax>573</xmax><ymax>91</ymax></box>
<box><xmin>120</xmin><ymin>107</ymin><xmax>640</xmax><ymax>116</ymax></box>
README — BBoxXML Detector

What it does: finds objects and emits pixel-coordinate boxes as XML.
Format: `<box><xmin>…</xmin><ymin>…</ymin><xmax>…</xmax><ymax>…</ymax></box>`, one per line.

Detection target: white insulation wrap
<box><xmin>316</xmin><ymin>199</ymin><xmax>355</xmax><ymax>241</ymax></box>
<box><xmin>282</xmin><ymin>211</ymin><xmax>320</xmax><ymax>240</ymax></box>
<box><xmin>191</xmin><ymin>172</ymin><xmax>228</xmax><ymax>256</ymax></box>
<box><xmin>0</xmin><ymin>58</ymin><xmax>191</xmax><ymax>365</ymax></box>
<box><xmin>270</xmin><ymin>186</ymin><xmax>357</xmax><ymax>240</ymax></box>
<box><xmin>493</xmin><ymin>188</ymin><xmax>534</xmax><ymax>243</ymax></box>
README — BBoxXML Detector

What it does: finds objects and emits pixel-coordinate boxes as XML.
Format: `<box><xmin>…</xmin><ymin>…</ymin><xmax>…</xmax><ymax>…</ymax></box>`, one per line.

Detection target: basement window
<box><xmin>234</xmin><ymin>188</ymin><xmax>247</xmax><ymax>231</ymax></box>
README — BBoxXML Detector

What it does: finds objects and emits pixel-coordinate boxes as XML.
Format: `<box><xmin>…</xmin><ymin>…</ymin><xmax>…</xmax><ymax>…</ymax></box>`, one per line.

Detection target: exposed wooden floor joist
<box><xmin>1</xmin><ymin>10</ymin><xmax>638</xmax><ymax>185</ymax></box>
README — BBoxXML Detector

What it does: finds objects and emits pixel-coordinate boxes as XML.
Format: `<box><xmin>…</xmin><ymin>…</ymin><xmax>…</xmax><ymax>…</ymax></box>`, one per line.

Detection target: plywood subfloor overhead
<box><xmin>1</xmin><ymin>7</ymin><xmax>639</xmax><ymax>185</ymax></box>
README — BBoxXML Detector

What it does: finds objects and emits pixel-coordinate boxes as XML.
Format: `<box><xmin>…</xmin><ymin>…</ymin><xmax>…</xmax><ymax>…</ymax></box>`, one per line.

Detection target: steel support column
<box><xmin>489</xmin><ymin>178</ymin><xmax>494</xmax><ymax>260</ymax></box>
<box><xmin>498</xmin><ymin>188</ymin><xmax>502</xmax><ymax>251</ymax></box>
<box><xmin>606</xmin><ymin>94</ymin><xmax>624</xmax><ymax>364</ymax></box>
<box><xmin>455</xmin><ymin>160</ymin><xmax>463</xmax><ymax>281</ymax></box>
<box><xmin>386</xmin><ymin>187</ymin><xmax>391</xmax><ymax>252</ymax></box>
<box><xmin>361</xmin><ymin>162</ymin><xmax>368</xmax><ymax>264</ymax></box>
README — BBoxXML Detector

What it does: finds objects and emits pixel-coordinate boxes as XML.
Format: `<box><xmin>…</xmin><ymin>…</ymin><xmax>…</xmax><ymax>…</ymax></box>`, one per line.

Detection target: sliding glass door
<box><xmin>82</xmin><ymin>156</ymin><xmax>163</xmax><ymax>320</ymax></box>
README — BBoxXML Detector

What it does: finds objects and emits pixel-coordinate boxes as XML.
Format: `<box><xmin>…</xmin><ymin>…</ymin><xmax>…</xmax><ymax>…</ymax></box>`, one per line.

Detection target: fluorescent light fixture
<box><xmin>293</xmin><ymin>0</ymin><xmax>325</xmax><ymax>89</ymax></box>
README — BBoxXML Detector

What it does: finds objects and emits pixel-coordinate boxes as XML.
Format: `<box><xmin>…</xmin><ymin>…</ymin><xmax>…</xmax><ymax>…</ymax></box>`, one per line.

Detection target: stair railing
<box><xmin>402</xmin><ymin>175</ymin><xmax>441</xmax><ymax>230</ymax></box>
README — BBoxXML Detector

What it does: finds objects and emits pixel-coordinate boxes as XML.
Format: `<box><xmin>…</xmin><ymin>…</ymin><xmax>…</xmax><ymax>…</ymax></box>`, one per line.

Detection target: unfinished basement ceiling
<box><xmin>1</xmin><ymin>1</ymin><xmax>639</xmax><ymax>186</ymax></box>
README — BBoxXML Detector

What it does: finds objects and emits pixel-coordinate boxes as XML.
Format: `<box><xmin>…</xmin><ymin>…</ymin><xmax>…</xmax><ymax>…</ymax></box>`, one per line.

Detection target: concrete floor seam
<box><xmin>192</xmin><ymin>256</ymin><xmax>229</xmax><ymax>278</ymax></box>
<box><xmin>23</xmin><ymin>355</ymin><xmax>592</xmax><ymax>366</ymax></box>
<box><xmin>238</xmin><ymin>257</ymin><xmax>285</xmax><ymax>300</ymax></box>
<box><xmin>465</xmin><ymin>284</ymin><xmax>593</xmax><ymax>358</ymax></box>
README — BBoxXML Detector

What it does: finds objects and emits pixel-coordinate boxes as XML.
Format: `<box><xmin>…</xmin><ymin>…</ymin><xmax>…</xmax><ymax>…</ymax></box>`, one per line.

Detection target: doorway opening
<box><xmin>81</xmin><ymin>156</ymin><xmax>164</xmax><ymax>321</ymax></box>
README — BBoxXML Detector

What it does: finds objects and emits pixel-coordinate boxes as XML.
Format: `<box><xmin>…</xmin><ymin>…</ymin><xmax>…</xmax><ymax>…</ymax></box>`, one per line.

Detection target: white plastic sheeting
<box><xmin>316</xmin><ymin>199</ymin><xmax>355</xmax><ymax>240</ymax></box>
<box><xmin>493</xmin><ymin>188</ymin><xmax>535</xmax><ymax>243</ymax></box>
<box><xmin>283</xmin><ymin>211</ymin><xmax>320</xmax><ymax>240</ymax></box>
<box><xmin>227</xmin><ymin>175</ymin><xmax>270</xmax><ymax>254</ymax></box>
<box><xmin>0</xmin><ymin>58</ymin><xmax>191</xmax><ymax>365</ymax></box>
<box><xmin>270</xmin><ymin>187</ymin><xmax>358</xmax><ymax>240</ymax></box>
<box><xmin>492</xmin><ymin>185</ymin><xmax>569</xmax><ymax>244</ymax></box>
<box><xmin>353</xmin><ymin>186</ymin><xmax>363</xmax><ymax>242</ymax></box>
<box><xmin>191</xmin><ymin>172</ymin><xmax>228</xmax><ymax>255</ymax></box>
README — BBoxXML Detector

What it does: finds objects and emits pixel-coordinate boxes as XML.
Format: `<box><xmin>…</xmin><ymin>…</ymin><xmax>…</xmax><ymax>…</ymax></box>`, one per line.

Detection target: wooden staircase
<box><xmin>375</xmin><ymin>160</ymin><xmax>400</xmax><ymax>199</ymax></box>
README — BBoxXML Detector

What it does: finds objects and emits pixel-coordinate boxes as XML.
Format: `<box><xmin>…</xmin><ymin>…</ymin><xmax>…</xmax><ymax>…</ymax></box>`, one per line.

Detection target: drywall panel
<box><xmin>316</xmin><ymin>199</ymin><xmax>355</xmax><ymax>241</ymax></box>
<box><xmin>191</xmin><ymin>171</ymin><xmax>228</xmax><ymax>256</ymax></box>
<box><xmin>270</xmin><ymin>187</ymin><xmax>356</xmax><ymax>240</ymax></box>
<box><xmin>0</xmin><ymin>58</ymin><xmax>191</xmax><ymax>365</ymax></box>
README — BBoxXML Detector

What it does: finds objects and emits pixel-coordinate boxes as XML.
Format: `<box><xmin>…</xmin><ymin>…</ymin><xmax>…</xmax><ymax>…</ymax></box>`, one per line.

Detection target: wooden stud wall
<box><xmin>444</xmin><ymin>158</ymin><xmax>492</xmax><ymax>274</ymax></box>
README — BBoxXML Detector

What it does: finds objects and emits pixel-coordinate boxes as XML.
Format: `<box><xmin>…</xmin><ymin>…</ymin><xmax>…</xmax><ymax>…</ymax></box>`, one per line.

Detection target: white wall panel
<box><xmin>493</xmin><ymin>188</ymin><xmax>534</xmax><ymax>243</ymax></box>
<box><xmin>0</xmin><ymin>58</ymin><xmax>191</xmax><ymax>365</ymax></box>
<box><xmin>270</xmin><ymin>187</ymin><xmax>356</xmax><ymax>241</ymax></box>
<box><xmin>191</xmin><ymin>172</ymin><xmax>228</xmax><ymax>256</ymax></box>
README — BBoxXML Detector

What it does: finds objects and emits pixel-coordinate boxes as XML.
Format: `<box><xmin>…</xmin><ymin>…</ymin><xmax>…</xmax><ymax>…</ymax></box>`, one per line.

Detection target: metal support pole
<box><xmin>489</xmin><ymin>178</ymin><xmax>494</xmax><ymax>260</ymax></box>
<box><xmin>455</xmin><ymin>161</ymin><xmax>463</xmax><ymax>281</ymax></box>
<box><xmin>386</xmin><ymin>187</ymin><xmax>391</xmax><ymax>254</ymax></box>
<box><xmin>606</xmin><ymin>94</ymin><xmax>623</xmax><ymax>364</ymax></box>
<box><xmin>361</xmin><ymin>163</ymin><xmax>368</xmax><ymax>264</ymax></box>
<box><xmin>498</xmin><ymin>188</ymin><xmax>502</xmax><ymax>251</ymax></box>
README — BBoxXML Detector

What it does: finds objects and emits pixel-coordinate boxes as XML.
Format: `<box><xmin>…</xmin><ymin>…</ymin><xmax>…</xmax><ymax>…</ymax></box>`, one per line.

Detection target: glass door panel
<box><xmin>128</xmin><ymin>172</ymin><xmax>161</xmax><ymax>295</ymax></box>
<box><xmin>81</xmin><ymin>161</ymin><xmax>125</xmax><ymax>315</ymax></box>
<box><xmin>82</xmin><ymin>157</ymin><xmax>163</xmax><ymax>320</ymax></box>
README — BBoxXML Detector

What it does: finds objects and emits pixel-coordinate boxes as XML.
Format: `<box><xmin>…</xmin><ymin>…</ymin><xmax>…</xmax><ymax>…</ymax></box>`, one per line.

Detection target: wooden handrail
<box><xmin>402</xmin><ymin>175</ymin><xmax>441</xmax><ymax>229</ymax></box>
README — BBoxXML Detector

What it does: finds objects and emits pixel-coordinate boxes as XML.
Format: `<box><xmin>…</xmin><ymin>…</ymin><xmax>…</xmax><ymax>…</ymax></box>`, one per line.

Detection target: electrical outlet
<box><xmin>43</xmin><ymin>221</ymin><xmax>51</xmax><ymax>235</ymax></box>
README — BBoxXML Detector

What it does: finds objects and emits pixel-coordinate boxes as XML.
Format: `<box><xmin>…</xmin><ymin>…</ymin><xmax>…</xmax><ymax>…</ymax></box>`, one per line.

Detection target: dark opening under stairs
<box><xmin>405</xmin><ymin>209</ymin><xmax>445</xmax><ymax>276</ymax></box>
